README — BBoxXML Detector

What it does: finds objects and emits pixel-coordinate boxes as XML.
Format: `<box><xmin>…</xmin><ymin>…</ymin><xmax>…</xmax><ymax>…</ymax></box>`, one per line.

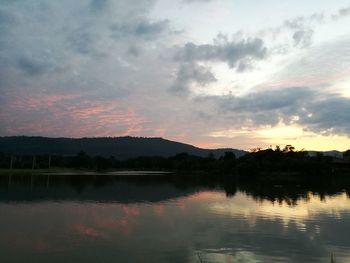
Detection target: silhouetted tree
<box><xmin>71</xmin><ymin>151</ymin><xmax>92</xmax><ymax>169</ymax></box>
<box><xmin>283</xmin><ymin>145</ymin><xmax>295</xmax><ymax>153</ymax></box>
<box><xmin>344</xmin><ymin>150</ymin><xmax>350</xmax><ymax>158</ymax></box>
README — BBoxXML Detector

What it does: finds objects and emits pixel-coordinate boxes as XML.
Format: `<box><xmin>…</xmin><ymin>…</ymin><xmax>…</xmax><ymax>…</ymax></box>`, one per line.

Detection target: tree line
<box><xmin>1</xmin><ymin>146</ymin><xmax>349</xmax><ymax>175</ymax></box>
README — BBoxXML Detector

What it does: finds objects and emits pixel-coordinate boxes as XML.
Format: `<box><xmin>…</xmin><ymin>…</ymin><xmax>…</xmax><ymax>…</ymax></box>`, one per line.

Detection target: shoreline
<box><xmin>0</xmin><ymin>169</ymin><xmax>173</xmax><ymax>176</ymax></box>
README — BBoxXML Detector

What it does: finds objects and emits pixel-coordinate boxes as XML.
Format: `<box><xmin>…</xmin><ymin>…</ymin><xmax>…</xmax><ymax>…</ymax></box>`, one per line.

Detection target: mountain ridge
<box><xmin>0</xmin><ymin>136</ymin><xmax>247</xmax><ymax>159</ymax></box>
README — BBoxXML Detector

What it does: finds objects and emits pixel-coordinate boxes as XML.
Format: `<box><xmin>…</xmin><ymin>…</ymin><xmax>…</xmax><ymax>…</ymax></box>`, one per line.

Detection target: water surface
<box><xmin>0</xmin><ymin>174</ymin><xmax>349</xmax><ymax>262</ymax></box>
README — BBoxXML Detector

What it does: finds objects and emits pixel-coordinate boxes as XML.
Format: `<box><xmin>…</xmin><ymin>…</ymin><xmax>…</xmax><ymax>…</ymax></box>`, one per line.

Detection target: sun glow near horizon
<box><xmin>208</xmin><ymin>124</ymin><xmax>350</xmax><ymax>151</ymax></box>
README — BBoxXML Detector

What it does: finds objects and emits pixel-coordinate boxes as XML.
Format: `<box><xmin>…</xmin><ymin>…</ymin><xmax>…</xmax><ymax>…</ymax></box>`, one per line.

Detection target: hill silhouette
<box><xmin>0</xmin><ymin>136</ymin><xmax>246</xmax><ymax>159</ymax></box>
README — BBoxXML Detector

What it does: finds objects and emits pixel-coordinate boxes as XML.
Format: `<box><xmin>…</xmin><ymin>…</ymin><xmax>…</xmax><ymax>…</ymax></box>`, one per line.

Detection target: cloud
<box><xmin>281</xmin><ymin>13</ymin><xmax>325</xmax><ymax>48</ymax></box>
<box><xmin>170</xmin><ymin>63</ymin><xmax>217</xmax><ymax>95</ymax></box>
<box><xmin>0</xmin><ymin>8</ymin><xmax>18</xmax><ymax>28</ymax></box>
<box><xmin>0</xmin><ymin>0</ymin><xmax>176</xmax><ymax>134</ymax></box>
<box><xmin>170</xmin><ymin>35</ymin><xmax>267</xmax><ymax>95</ymax></box>
<box><xmin>68</xmin><ymin>30</ymin><xmax>98</xmax><ymax>55</ymax></box>
<box><xmin>175</xmin><ymin>36</ymin><xmax>267</xmax><ymax>70</ymax></box>
<box><xmin>110</xmin><ymin>19</ymin><xmax>171</xmax><ymax>40</ymax></box>
<box><xmin>300</xmin><ymin>95</ymin><xmax>350</xmax><ymax>135</ymax></box>
<box><xmin>332</xmin><ymin>6</ymin><xmax>350</xmax><ymax>20</ymax></box>
<box><xmin>183</xmin><ymin>0</ymin><xmax>213</xmax><ymax>3</ymax></box>
<box><xmin>292</xmin><ymin>29</ymin><xmax>314</xmax><ymax>47</ymax></box>
<box><xmin>198</xmin><ymin>87</ymin><xmax>350</xmax><ymax>136</ymax></box>
<box><xmin>1</xmin><ymin>0</ymin><xmax>350</xmax><ymax>149</ymax></box>
<box><xmin>217</xmin><ymin>87</ymin><xmax>312</xmax><ymax>113</ymax></box>
<box><xmin>90</xmin><ymin>0</ymin><xmax>109</xmax><ymax>13</ymax></box>
<box><xmin>127</xmin><ymin>46</ymin><xmax>141</xmax><ymax>57</ymax></box>
<box><xmin>0</xmin><ymin>0</ymin><xmax>170</xmax><ymax>78</ymax></box>
<box><xmin>284</xmin><ymin>13</ymin><xmax>325</xmax><ymax>30</ymax></box>
<box><xmin>197</xmin><ymin>87</ymin><xmax>312</xmax><ymax>127</ymax></box>
<box><xmin>338</xmin><ymin>6</ymin><xmax>350</xmax><ymax>17</ymax></box>
<box><xmin>280</xmin><ymin>7</ymin><xmax>350</xmax><ymax>48</ymax></box>
<box><xmin>17</xmin><ymin>57</ymin><xmax>50</xmax><ymax>76</ymax></box>
<box><xmin>266</xmin><ymin>37</ymin><xmax>350</xmax><ymax>89</ymax></box>
<box><xmin>0</xmin><ymin>92</ymin><xmax>145</xmax><ymax>137</ymax></box>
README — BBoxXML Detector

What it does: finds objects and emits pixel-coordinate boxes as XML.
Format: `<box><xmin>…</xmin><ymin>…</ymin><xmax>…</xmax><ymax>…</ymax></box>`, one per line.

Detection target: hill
<box><xmin>307</xmin><ymin>150</ymin><xmax>343</xmax><ymax>158</ymax></box>
<box><xmin>0</xmin><ymin>136</ymin><xmax>246</xmax><ymax>159</ymax></box>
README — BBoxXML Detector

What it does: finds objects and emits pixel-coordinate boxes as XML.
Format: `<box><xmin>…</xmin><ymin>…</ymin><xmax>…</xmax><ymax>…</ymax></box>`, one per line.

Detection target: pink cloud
<box><xmin>73</xmin><ymin>224</ymin><xmax>106</xmax><ymax>239</ymax></box>
<box><xmin>152</xmin><ymin>204</ymin><xmax>165</xmax><ymax>217</ymax></box>
<box><xmin>122</xmin><ymin>206</ymin><xmax>140</xmax><ymax>217</ymax></box>
<box><xmin>1</xmin><ymin>92</ymin><xmax>146</xmax><ymax>137</ymax></box>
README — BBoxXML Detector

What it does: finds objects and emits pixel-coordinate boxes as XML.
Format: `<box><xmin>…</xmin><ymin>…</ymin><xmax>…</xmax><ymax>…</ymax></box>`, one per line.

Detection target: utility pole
<box><xmin>48</xmin><ymin>155</ymin><xmax>51</xmax><ymax>169</ymax></box>
<box><xmin>32</xmin><ymin>155</ymin><xmax>36</xmax><ymax>170</ymax></box>
<box><xmin>10</xmin><ymin>155</ymin><xmax>14</xmax><ymax>169</ymax></box>
<box><xmin>8</xmin><ymin>174</ymin><xmax>12</xmax><ymax>188</ymax></box>
<box><xmin>331</xmin><ymin>252</ymin><xmax>336</xmax><ymax>263</ymax></box>
<box><xmin>46</xmin><ymin>174</ymin><xmax>50</xmax><ymax>189</ymax></box>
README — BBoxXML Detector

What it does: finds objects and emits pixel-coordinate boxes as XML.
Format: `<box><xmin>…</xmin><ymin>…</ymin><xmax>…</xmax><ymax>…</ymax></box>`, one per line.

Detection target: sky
<box><xmin>1</xmin><ymin>0</ymin><xmax>350</xmax><ymax>151</ymax></box>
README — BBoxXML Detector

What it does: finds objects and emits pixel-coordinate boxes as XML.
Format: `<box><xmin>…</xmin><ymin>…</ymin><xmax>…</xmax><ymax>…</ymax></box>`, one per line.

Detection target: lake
<box><xmin>0</xmin><ymin>173</ymin><xmax>349</xmax><ymax>262</ymax></box>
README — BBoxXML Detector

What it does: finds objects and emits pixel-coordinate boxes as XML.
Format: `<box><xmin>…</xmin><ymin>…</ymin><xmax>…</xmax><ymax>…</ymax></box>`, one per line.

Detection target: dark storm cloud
<box><xmin>170</xmin><ymin>63</ymin><xmax>217</xmax><ymax>95</ymax></box>
<box><xmin>175</xmin><ymin>37</ymin><xmax>267</xmax><ymax>70</ymax></box>
<box><xmin>198</xmin><ymin>87</ymin><xmax>350</xmax><ymax>135</ymax></box>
